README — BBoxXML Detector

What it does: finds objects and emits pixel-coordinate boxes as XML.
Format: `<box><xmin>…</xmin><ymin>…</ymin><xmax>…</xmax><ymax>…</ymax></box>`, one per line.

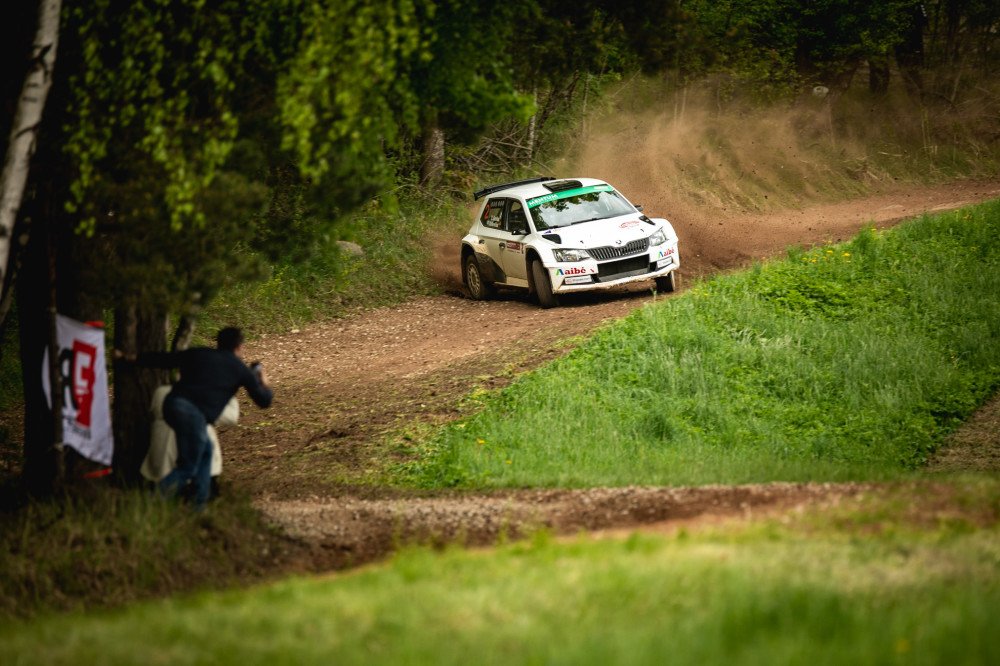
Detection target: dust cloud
<box><xmin>557</xmin><ymin>87</ymin><xmax>952</xmax><ymax>278</ymax></box>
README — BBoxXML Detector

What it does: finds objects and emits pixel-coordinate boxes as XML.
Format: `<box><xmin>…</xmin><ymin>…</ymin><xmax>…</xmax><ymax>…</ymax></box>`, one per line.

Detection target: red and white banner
<box><xmin>42</xmin><ymin>315</ymin><xmax>113</xmax><ymax>466</ymax></box>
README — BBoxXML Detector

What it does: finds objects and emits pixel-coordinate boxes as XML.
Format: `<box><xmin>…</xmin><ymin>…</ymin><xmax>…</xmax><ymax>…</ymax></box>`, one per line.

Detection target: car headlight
<box><xmin>649</xmin><ymin>228</ymin><xmax>668</xmax><ymax>246</ymax></box>
<box><xmin>552</xmin><ymin>248</ymin><xmax>592</xmax><ymax>262</ymax></box>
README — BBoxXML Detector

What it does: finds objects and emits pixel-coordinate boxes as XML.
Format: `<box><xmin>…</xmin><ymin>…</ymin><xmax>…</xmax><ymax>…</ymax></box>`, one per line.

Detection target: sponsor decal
<box><xmin>481</xmin><ymin>199</ymin><xmax>504</xmax><ymax>227</ymax></box>
<box><xmin>658</xmin><ymin>247</ymin><xmax>675</xmax><ymax>259</ymax></box>
<box><xmin>505</xmin><ymin>241</ymin><xmax>524</xmax><ymax>254</ymax></box>
<box><xmin>527</xmin><ymin>192</ymin><xmax>560</xmax><ymax>207</ymax></box>
<box><xmin>41</xmin><ymin>315</ymin><xmax>113</xmax><ymax>466</ymax></box>
<box><xmin>556</xmin><ymin>266</ymin><xmax>596</xmax><ymax>276</ymax></box>
<box><xmin>619</xmin><ymin>220</ymin><xmax>641</xmax><ymax>228</ymax></box>
<box><xmin>526</xmin><ymin>184</ymin><xmax>614</xmax><ymax>208</ymax></box>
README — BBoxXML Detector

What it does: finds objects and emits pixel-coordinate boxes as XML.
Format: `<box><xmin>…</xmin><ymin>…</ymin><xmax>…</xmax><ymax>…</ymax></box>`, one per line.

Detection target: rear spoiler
<box><xmin>473</xmin><ymin>177</ymin><xmax>554</xmax><ymax>200</ymax></box>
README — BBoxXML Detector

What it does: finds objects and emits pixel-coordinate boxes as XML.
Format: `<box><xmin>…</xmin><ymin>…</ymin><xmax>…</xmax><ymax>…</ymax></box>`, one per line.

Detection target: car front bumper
<box><xmin>547</xmin><ymin>244</ymin><xmax>680</xmax><ymax>293</ymax></box>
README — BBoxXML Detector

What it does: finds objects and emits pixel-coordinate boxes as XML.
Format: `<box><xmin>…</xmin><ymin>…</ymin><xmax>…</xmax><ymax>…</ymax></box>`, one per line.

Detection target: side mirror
<box><xmin>635</xmin><ymin>204</ymin><xmax>644</xmax><ymax>212</ymax></box>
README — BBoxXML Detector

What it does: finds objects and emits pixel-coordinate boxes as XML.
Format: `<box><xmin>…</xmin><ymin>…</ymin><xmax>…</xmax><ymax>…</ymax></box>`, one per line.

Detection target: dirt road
<box><xmin>225</xmin><ymin>178</ymin><xmax>1000</xmax><ymax>568</ymax></box>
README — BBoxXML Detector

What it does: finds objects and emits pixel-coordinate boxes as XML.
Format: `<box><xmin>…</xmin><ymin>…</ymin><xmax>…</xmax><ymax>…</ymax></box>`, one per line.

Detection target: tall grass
<box><xmin>407</xmin><ymin>201</ymin><xmax>1000</xmax><ymax>488</ymax></box>
<box><xmin>3</xmin><ymin>483</ymin><xmax>998</xmax><ymax>665</ymax></box>
<box><xmin>0</xmin><ymin>485</ymin><xmax>289</xmax><ymax>619</ymax></box>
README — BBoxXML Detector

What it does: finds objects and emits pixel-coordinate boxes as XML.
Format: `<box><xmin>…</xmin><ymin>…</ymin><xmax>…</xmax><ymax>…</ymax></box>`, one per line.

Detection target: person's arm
<box><xmin>113</xmin><ymin>349</ymin><xmax>179</xmax><ymax>369</ymax></box>
<box><xmin>242</xmin><ymin>365</ymin><xmax>273</xmax><ymax>408</ymax></box>
<box><xmin>133</xmin><ymin>350</ymin><xmax>180</xmax><ymax>369</ymax></box>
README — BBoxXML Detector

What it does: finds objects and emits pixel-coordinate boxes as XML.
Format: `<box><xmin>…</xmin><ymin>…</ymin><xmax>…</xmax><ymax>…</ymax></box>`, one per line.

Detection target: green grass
<box><xmin>405</xmin><ymin>201</ymin><xmax>1000</xmax><ymax>489</ymax></box>
<box><xmin>2</xmin><ymin>483</ymin><xmax>998</xmax><ymax>665</ymax></box>
<box><xmin>0</xmin><ymin>485</ymin><xmax>291</xmax><ymax>620</ymax></box>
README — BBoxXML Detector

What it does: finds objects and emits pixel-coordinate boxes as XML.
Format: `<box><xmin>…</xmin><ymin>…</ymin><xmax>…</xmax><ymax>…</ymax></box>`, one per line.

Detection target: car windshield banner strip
<box><xmin>526</xmin><ymin>184</ymin><xmax>614</xmax><ymax>208</ymax></box>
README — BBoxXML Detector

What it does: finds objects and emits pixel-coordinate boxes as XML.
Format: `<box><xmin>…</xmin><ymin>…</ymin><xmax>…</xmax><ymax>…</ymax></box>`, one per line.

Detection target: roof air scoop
<box><xmin>542</xmin><ymin>180</ymin><xmax>583</xmax><ymax>193</ymax></box>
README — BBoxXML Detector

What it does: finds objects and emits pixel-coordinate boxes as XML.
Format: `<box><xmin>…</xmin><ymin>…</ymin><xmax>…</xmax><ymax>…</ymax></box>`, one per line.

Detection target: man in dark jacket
<box><xmin>126</xmin><ymin>327</ymin><xmax>272</xmax><ymax>509</ymax></box>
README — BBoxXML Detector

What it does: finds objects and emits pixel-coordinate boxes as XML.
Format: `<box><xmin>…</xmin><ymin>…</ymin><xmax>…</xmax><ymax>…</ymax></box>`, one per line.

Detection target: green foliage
<box><xmin>52</xmin><ymin>0</ymin><xmax>472</xmax><ymax>317</ymax></box>
<box><xmin>408</xmin><ymin>201</ymin><xmax>1000</xmax><ymax>488</ymax></box>
<box><xmin>277</xmin><ymin>0</ymin><xmax>422</xmax><ymax>200</ymax></box>
<box><xmin>678</xmin><ymin>0</ymin><xmax>926</xmax><ymax>98</ymax></box>
<box><xmin>51</xmin><ymin>0</ymin><xmax>299</xmax><ymax>316</ymax></box>
<box><xmin>63</xmin><ymin>0</ymin><xmax>245</xmax><ymax>234</ymax></box>
<box><xmin>410</xmin><ymin>0</ymin><xmax>535</xmax><ymax>140</ymax></box>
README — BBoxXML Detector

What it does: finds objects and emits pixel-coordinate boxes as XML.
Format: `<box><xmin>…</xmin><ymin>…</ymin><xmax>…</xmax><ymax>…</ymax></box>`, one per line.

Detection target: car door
<box><xmin>477</xmin><ymin>197</ymin><xmax>528</xmax><ymax>284</ymax></box>
<box><xmin>500</xmin><ymin>199</ymin><xmax>529</xmax><ymax>282</ymax></box>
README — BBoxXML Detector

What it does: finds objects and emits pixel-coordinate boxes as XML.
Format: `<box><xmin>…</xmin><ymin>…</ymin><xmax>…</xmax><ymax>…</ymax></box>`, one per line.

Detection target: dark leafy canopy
<box><xmin>679</xmin><ymin>0</ymin><xmax>1000</xmax><ymax>96</ymax></box>
<box><xmin>59</xmin><ymin>0</ymin><xmax>276</xmax><ymax>311</ymax></box>
<box><xmin>64</xmin><ymin>0</ymin><xmax>244</xmax><ymax>236</ymax></box>
<box><xmin>54</xmin><ymin>0</ymin><xmax>548</xmax><ymax>312</ymax></box>
<box><xmin>408</xmin><ymin>0</ymin><xmax>535</xmax><ymax>143</ymax></box>
<box><xmin>277</xmin><ymin>0</ymin><xmax>423</xmax><ymax>199</ymax></box>
<box><xmin>50</xmin><ymin>0</ymin><xmax>415</xmax><ymax>311</ymax></box>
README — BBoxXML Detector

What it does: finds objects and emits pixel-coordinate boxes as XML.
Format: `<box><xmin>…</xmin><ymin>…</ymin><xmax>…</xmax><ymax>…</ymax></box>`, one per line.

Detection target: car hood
<box><xmin>537</xmin><ymin>216</ymin><xmax>657</xmax><ymax>248</ymax></box>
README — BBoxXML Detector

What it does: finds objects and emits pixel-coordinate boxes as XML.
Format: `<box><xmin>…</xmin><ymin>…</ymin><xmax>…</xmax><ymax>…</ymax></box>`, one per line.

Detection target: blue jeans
<box><xmin>159</xmin><ymin>393</ymin><xmax>212</xmax><ymax>510</ymax></box>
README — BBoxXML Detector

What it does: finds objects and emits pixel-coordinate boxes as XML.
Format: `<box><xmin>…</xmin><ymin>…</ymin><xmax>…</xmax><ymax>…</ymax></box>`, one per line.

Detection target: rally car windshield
<box><xmin>529</xmin><ymin>188</ymin><xmax>637</xmax><ymax>231</ymax></box>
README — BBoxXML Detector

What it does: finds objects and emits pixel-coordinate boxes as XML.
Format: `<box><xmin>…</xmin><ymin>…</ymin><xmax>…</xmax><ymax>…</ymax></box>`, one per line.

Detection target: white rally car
<box><xmin>460</xmin><ymin>177</ymin><xmax>680</xmax><ymax>307</ymax></box>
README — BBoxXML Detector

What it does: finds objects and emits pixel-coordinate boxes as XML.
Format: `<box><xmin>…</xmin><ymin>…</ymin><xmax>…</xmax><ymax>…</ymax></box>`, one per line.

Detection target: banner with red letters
<box><xmin>41</xmin><ymin>315</ymin><xmax>113</xmax><ymax>466</ymax></box>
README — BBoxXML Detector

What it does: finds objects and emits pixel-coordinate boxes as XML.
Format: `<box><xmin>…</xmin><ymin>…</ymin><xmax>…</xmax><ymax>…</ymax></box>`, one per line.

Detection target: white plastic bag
<box><xmin>140</xmin><ymin>385</ymin><xmax>239</xmax><ymax>482</ymax></box>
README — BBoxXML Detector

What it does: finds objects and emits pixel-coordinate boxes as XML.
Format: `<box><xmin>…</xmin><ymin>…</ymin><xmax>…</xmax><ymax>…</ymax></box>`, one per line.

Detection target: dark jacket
<box><xmin>137</xmin><ymin>348</ymin><xmax>272</xmax><ymax>423</ymax></box>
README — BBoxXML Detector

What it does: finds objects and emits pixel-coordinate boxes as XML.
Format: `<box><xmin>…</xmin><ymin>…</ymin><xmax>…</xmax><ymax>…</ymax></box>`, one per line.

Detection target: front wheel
<box><xmin>655</xmin><ymin>271</ymin><xmax>677</xmax><ymax>294</ymax></box>
<box><xmin>531</xmin><ymin>259</ymin><xmax>560</xmax><ymax>308</ymax></box>
<box><xmin>465</xmin><ymin>254</ymin><xmax>493</xmax><ymax>300</ymax></box>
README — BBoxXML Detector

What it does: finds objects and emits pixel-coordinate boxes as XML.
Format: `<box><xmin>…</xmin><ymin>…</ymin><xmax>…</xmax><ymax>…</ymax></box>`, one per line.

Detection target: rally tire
<box><xmin>531</xmin><ymin>259</ymin><xmax>560</xmax><ymax>309</ymax></box>
<box><xmin>655</xmin><ymin>271</ymin><xmax>677</xmax><ymax>294</ymax></box>
<box><xmin>465</xmin><ymin>254</ymin><xmax>494</xmax><ymax>300</ymax></box>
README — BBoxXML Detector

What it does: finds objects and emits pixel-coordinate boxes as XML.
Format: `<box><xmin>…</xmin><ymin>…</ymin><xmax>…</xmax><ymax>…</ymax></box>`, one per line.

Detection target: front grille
<box><xmin>589</xmin><ymin>237</ymin><xmax>649</xmax><ymax>261</ymax></box>
<box><xmin>596</xmin><ymin>256</ymin><xmax>650</xmax><ymax>281</ymax></box>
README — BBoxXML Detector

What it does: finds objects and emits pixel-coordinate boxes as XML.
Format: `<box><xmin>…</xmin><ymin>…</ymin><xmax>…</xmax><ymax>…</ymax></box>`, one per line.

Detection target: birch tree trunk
<box><xmin>419</xmin><ymin>116</ymin><xmax>445</xmax><ymax>188</ymax></box>
<box><xmin>0</xmin><ymin>0</ymin><xmax>61</xmax><ymax>304</ymax></box>
<box><xmin>526</xmin><ymin>86</ymin><xmax>538</xmax><ymax>164</ymax></box>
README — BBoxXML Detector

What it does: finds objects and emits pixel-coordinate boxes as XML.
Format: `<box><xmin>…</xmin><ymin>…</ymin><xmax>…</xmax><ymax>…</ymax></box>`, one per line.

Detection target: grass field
<box><xmin>2</xmin><ymin>481</ymin><xmax>998</xmax><ymax>665</ymax></box>
<box><xmin>404</xmin><ymin>201</ymin><xmax>1000</xmax><ymax>489</ymax></box>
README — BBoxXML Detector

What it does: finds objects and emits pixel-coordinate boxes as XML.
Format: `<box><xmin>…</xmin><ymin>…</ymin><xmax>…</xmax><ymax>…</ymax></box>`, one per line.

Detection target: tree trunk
<box><xmin>112</xmin><ymin>306</ymin><xmax>169</xmax><ymax>486</ymax></box>
<box><xmin>171</xmin><ymin>311</ymin><xmax>197</xmax><ymax>352</ymax></box>
<box><xmin>868</xmin><ymin>57</ymin><xmax>890</xmax><ymax>96</ymax></box>
<box><xmin>419</xmin><ymin>116</ymin><xmax>445</xmax><ymax>188</ymax></box>
<box><xmin>18</xmin><ymin>214</ymin><xmax>55</xmax><ymax>493</ymax></box>
<box><xmin>895</xmin><ymin>3</ymin><xmax>926</xmax><ymax>104</ymax></box>
<box><xmin>527</xmin><ymin>86</ymin><xmax>538</xmax><ymax>160</ymax></box>
<box><xmin>0</xmin><ymin>0</ymin><xmax>61</xmax><ymax>330</ymax></box>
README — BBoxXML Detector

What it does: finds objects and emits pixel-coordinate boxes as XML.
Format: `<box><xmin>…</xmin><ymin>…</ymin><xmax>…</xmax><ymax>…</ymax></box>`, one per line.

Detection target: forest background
<box><xmin>1</xmin><ymin>0</ymin><xmax>999</xmax><ymax>496</ymax></box>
